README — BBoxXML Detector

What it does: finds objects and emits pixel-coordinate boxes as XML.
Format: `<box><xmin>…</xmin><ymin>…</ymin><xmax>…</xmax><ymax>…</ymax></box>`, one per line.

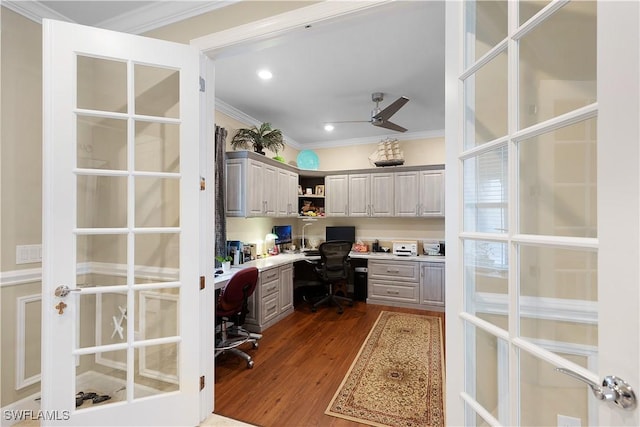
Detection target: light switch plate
<box><xmin>16</xmin><ymin>244</ymin><xmax>42</xmax><ymax>264</ymax></box>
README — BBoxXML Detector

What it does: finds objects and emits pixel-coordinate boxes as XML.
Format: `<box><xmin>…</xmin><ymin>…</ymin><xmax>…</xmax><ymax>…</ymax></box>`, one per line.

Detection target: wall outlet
<box><xmin>557</xmin><ymin>414</ymin><xmax>581</xmax><ymax>427</ymax></box>
<box><xmin>16</xmin><ymin>244</ymin><xmax>42</xmax><ymax>264</ymax></box>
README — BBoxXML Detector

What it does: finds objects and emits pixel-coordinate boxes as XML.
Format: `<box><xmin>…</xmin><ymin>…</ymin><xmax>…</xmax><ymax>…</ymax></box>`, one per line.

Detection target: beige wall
<box><xmin>144</xmin><ymin>1</ymin><xmax>316</xmax><ymax>43</ymax></box>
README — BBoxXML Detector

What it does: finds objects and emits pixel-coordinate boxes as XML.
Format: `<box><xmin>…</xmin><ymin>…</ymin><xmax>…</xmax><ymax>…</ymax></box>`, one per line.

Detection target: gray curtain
<box><xmin>214</xmin><ymin>126</ymin><xmax>228</xmax><ymax>266</ymax></box>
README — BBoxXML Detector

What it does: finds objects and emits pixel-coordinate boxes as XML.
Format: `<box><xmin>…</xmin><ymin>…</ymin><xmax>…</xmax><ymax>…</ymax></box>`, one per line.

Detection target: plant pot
<box><xmin>253</xmin><ymin>144</ymin><xmax>265</xmax><ymax>155</ymax></box>
<box><xmin>222</xmin><ymin>261</ymin><xmax>231</xmax><ymax>273</ymax></box>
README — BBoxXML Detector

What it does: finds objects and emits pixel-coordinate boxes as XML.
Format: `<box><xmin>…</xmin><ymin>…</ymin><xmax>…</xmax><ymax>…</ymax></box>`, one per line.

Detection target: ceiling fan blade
<box><xmin>373</xmin><ymin>120</ymin><xmax>407</xmax><ymax>133</ymax></box>
<box><xmin>373</xmin><ymin>96</ymin><xmax>409</xmax><ymax>121</ymax></box>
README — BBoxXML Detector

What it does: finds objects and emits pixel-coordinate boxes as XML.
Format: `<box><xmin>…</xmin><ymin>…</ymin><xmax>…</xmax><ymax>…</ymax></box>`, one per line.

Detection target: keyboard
<box><xmin>304</xmin><ymin>250</ymin><xmax>321</xmax><ymax>256</ymax></box>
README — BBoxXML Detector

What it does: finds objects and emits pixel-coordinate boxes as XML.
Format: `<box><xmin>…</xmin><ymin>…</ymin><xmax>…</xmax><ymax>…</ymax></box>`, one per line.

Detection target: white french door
<box><xmin>446</xmin><ymin>1</ymin><xmax>640</xmax><ymax>426</ymax></box>
<box><xmin>42</xmin><ymin>20</ymin><xmax>202</xmax><ymax>426</ymax></box>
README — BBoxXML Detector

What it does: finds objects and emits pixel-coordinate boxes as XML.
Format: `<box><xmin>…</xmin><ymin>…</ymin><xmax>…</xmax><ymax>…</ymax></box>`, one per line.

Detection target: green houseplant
<box><xmin>230</xmin><ymin>122</ymin><xmax>284</xmax><ymax>156</ymax></box>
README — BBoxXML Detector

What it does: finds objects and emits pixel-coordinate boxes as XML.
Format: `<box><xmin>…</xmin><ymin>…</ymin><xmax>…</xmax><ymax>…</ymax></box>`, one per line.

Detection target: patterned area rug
<box><xmin>325</xmin><ymin>311</ymin><xmax>444</xmax><ymax>427</ymax></box>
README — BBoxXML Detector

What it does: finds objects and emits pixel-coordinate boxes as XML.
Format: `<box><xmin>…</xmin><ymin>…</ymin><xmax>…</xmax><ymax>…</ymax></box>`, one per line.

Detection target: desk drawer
<box><xmin>261</xmin><ymin>292</ymin><xmax>279</xmax><ymax>323</ymax></box>
<box><xmin>369</xmin><ymin>280</ymin><xmax>419</xmax><ymax>303</ymax></box>
<box><xmin>368</xmin><ymin>260</ymin><xmax>419</xmax><ymax>282</ymax></box>
<box><xmin>260</xmin><ymin>267</ymin><xmax>280</xmax><ymax>283</ymax></box>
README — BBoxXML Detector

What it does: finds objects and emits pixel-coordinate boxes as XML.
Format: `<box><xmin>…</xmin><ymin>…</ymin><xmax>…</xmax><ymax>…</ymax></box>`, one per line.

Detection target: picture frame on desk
<box><xmin>315</xmin><ymin>185</ymin><xmax>325</xmax><ymax>196</ymax></box>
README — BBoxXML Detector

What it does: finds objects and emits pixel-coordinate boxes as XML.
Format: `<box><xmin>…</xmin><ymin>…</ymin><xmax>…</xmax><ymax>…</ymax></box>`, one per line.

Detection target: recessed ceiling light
<box><xmin>324</xmin><ymin>124</ymin><xmax>334</xmax><ymax>132</ymax></box>
<box><xmin>257</xmin><ymin>69</ymin><xmax>273</xmax><ymax>80</ymax></box>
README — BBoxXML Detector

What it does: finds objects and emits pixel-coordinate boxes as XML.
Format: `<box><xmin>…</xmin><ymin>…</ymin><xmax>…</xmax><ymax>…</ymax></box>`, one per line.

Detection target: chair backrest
<box><xmin>317</xmin><ymin>240</ymin><xmax>351</xmax><ymax>281</ymax></box>
<box><xmin>217</xmin><ymin>267</ymin><xmax>259</xmax><ymax>318</ymax></box>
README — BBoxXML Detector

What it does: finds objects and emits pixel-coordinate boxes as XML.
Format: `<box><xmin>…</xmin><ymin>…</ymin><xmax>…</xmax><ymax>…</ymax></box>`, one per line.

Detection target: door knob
<box><xmin>54</xmin><ymin>285</ymin><xmax>82</xmax><ymax>298</ymax></box>
<box><xmin>556</xmin><ymin>368</ymin><xmax>637</xmax><ymax>410</ymax></box>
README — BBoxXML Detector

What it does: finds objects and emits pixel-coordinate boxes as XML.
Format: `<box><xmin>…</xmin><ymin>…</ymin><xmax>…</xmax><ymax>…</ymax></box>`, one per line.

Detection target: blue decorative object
<box><xmin>297</xmin><ymin>150</ymin><xmax>320</xmax><ymax>170</ymax></box>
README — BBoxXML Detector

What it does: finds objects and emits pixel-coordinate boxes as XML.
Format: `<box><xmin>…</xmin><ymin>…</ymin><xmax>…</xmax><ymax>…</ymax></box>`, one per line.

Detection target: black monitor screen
<box><xmin>272</xmin><ymin>225</ymin><xmax>292</xmax><ymax>244</ymax></box>
<box><xmin>325</xmin><ymin>226</ymin><xmax>356</xmax><ymax>244</ymax></box>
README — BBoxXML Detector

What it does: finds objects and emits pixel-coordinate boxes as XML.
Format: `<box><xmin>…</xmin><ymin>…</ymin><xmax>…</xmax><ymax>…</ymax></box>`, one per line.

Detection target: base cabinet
<box><xmin>420</xmin><ymin>262</ymin><xmax>445</xmax><ymax>309</ymax></box>
<box><xmin>245</xmin><ymin>264</ymin><xmax>294</xmax><ymax>332</ymax></box>
<box><xmin>367</xmin><ymin>259</ymin><xmax>444</xmax><ymax>311</ymax></box>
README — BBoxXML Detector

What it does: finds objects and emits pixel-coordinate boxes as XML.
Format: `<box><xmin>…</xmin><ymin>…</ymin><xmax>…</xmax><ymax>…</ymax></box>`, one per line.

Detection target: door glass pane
<box><xmin>77</xmin><ymin>176</ymin><xmax>127</xmax><ymax>228</ymax></box>
<box><xmin>77</xmin><ymin>234</ymin><xmax>127</xmax><ymax>274</ymax></box>
<box><xmin>520</xmin><ymin>350</ymin><xmax>594</xmax><ymax>426</ymax></box>
<box><xmin>135</xmin><ymin>121</ymin><xmax>180</xmax><ymax>173</ymax></box>
<box><xmin>134</xmin><ymin>65</ymin><xmax>179</xmax><ymax>118</ymax></box>
<box><xmin>466</xmin><ymin>0</ymin><xmax>508</xmax><ymax>63</ymax></box>
<box><xmin>134</xmin><ymin>177</ymin><xmax>179</xmax><ymax>228</ymax></box>
<box><xmin>519</xmin><ymin>118</ymin><xmax>597</xmax><ymax>238</ymax></box>
<box><xmin>77</xmin><ymin>116</ymin><xmax>127</xmax><ymax>170</ymax></box>
<box><xmin>78</xmin><ymin>292</ymin><xmax>128</xmax><ymax>349</ymax></box>
<box><xmin>77</xmin><ymin>56</ymin><xmax>127</xmax><ymax>113</ymax></box>
<box><xmin>464</xmin><ymin>240</ymin><xmax>508</xmax><ymax>329</ymax></box>
<box><xmin>464</xmin><ymin>146</ymin><xmax>508</xmax><ymax>233</ymax></box>
<box><xmin>520</xmin><ymin>0</ymin><xmax>549</xmax><ymax>25</ymax></box>
<box><xmin>76</xmin><ymin>350</ymin><xmax>126</xmax><ymax>410</ymax></box>
<box><xmin>134</xmin><ymin>344</ymin><xmax>179</xmax><ymax>397</ymax></box>
<box><xmin>464</xmin><ymin>50</ymin><xmax>508</xmax><ymax>148</ymax></box>
<box><xmin>135</xmin><ymin>289</ymin><xmax>179</xmax><ymax>340</ymax></box>
<box><xmin>466</xmin><ymin>322</ymin><xmax>508</xmax><ymax>424</ymax></box>
<box><xmin>518</xmin><ymin>1</ymin><xmax>596</xmax><ymax>129</ymax></box>
<box><xmin>134</xmin><ymin>233</ymin><xmax>179</xmax><ymax>284</ymax></box>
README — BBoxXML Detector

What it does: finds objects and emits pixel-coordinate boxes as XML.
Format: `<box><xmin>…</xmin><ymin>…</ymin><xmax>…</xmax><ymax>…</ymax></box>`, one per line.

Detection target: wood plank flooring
<box><xmin>213</xmin><ymin>302</ymin><xmax>445</xmax><ymax>427</ymax></box>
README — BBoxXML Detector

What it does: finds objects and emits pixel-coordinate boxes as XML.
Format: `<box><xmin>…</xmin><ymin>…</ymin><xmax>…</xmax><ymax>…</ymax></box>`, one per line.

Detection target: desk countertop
<box><xmin>214</xmin><ymin>252</ymin><xmax>445</xmax><ymax>289</ymax></box>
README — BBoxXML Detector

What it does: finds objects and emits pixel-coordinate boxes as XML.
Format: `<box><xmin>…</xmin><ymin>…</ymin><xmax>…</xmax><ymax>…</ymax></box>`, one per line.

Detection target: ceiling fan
<box><xmin>329</xmin><ymin>92</ymin><xmax>410</xmax><ymax>133</ymax></box>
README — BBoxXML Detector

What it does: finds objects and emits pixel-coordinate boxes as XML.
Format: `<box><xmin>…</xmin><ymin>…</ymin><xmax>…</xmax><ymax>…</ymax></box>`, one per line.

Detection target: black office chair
<box><xmin>309</xmin><ymin>240</ymin><xmax>354</xmax><ymax>314</ymax></box>
<box><xmin>215</xmin><ymin>267</ymin><xmax>262</xmax><ymax>368</ymax></box>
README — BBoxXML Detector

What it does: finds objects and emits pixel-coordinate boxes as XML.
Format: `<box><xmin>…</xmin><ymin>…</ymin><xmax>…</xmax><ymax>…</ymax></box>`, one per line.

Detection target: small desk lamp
<box><xmin>301</xmin><ymin>218</ymin><xmax>317</xmax><ymax>251</ymax></box>
<box><xmin>265</xmin><ymin>232</ymin><xmax>279</xmax><ymax>255</ymax></box>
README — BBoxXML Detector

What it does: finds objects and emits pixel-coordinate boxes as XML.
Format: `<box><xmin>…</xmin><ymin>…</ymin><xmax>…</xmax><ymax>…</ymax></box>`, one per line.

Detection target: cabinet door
<box><xmin>421</xmin><ymin>262</ymin><xmax>444</xmax><ymax>306</ymax></box>
<box><xmin>225</xmin><ymin>158</ymin><xmax>245</xmax><ymax>217</ymax></box>
<box><xmin>246</xmin><ymin>159</ymin><xmax>264</xmax><ymax>216</ymax></box>
<box><xmin>418</xmin><ymin>170</ymin><xmax>445</xmax><ymax>216</ymax></box>
<box><xmin>325</xmin><ymin>174</ymin><xmax>349</xmax><ymax>216</ymax></box>
<box><xmin>348</xmin><ymin>173</ymin><xmax>370</xmax><ymax>216</ymax></box>
<box><xmin>288</xmin><ymin>171</ymin><xmax>299</xmax><ymax>217</ymax></box>
<box><xmin>263</xmin><ymin>164</ymin><xmax>278</xmax><ymax>216</ymax></box>
<box><xmin>394</xmin><ymin>171</ymin><xmax>419</xmax><ymax>217</ymax></box>
<box><xmin>276</xmin><ymin>168</ymin><xmax>290</xmax><ymax>216</ymax></box>
<box><xmin>279</xmin><ymin>265</ymin><xmax>293</xmax><ymax>312</ymax></box>
<box><xmin>370</xmin><ymin>172</ymin><xmax>394</xmax><ymax>216</ymax></box>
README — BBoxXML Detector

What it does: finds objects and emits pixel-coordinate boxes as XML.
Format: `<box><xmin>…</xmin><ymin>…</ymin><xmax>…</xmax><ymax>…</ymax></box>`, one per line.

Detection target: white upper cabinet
<box><xmin>394</xmin><ymin>169</ymin><xmax>445</xmax><ymax>217</ymax></box>
<box><xmin>349</xmin><ymin>173</ymin><xmax>394</xmax><ymax>217</ymax></box>
<box><xmin>226</xmin><ymin>154</ymin><xmax>297</xmax><ymax>218</ymax></box>
<box><xmin>418</xmin><ymin>169</ymin><xmax>445</xmax><ymax>216</ymax></box>
<box><xmin>325</xmin><ymin>174</ymin><xmax>349</xmax><ymax>216</ymax></box>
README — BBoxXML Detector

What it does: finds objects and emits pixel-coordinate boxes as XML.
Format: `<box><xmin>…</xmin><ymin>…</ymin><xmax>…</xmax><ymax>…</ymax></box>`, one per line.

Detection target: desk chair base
<box><xmin>305</xmin><ymin>284</ymin><xmax>354</xmax><ymax>314</ymax></box>
<box><xmin>215</xmin><ymin>320</ymin><xmax>262</xmax><ymax>369</ymax></box>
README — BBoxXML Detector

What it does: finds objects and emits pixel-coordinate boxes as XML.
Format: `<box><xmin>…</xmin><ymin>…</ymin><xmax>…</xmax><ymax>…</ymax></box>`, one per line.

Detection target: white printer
<box><xmin>392</xmin><ymin>241</ymin><xmax>418</xmax><ymax>256</ymax></box>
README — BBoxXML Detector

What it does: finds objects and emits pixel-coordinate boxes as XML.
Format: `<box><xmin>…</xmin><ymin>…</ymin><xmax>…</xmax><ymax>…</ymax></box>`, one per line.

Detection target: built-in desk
<box><xmin>213</xmin><ymin>252</ymin><xmax>446</xmax><ymax>331</ymax></box>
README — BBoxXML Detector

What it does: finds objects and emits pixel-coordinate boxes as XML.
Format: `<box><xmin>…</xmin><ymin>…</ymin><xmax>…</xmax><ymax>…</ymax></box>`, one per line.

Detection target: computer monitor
<box><xmin>325</xmin><ymin>226</ymin><xmax>356</xmax><ymax>244</ymax></box>
<box><xmin>272</xmin><ymin>225</ymin><xmax>292</xmax><ymax>245</ymax></box>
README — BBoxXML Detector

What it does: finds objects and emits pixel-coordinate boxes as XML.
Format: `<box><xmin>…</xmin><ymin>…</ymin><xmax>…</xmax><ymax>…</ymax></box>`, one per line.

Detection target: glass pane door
<box><xmin>459</xmin><ymin>1</ymin><xmax>599</xmax><ymax>425</ymax></box>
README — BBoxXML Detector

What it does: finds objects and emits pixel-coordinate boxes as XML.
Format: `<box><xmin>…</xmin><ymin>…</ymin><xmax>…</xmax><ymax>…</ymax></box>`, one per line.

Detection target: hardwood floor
<box><xmin>213</xmin><ymin>302</ymin><xmax>445</xmax><ymax>427</ymax></box>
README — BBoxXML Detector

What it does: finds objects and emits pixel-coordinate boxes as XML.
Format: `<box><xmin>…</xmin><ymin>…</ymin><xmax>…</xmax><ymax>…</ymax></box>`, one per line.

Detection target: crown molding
<box><xmin>98</xmin><ymin>1</ymin><xmax>240</xmax><ymax>35</ymax></box>
<box><xmin>2</xmin><ymin>0</ymin><xmax>70</xmax><ymax>23</ymax></box>
<box><xmin>215</xmin><ymin>98</ymin><xmax>303</xmax><ymax>150</ymax></box>
<box><xmin>1</xmin><ymin>1</ymin><xmax>238</xmax><ymax>35</ymax></box>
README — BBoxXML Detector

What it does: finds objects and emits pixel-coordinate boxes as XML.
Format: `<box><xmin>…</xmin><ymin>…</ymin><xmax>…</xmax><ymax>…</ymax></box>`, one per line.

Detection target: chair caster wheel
<box><xmin>337</xmin><ymin>310</ymin><xmax>343</xmax><ymax>315</ymax></box>
<box><xmin>252</xmin><ymin>342</ymin><xmax>259</xmax><ymax>349</ymax></box>
<box><xmin>247</xmin><ymin>360</ymin><xmax>254</xmax><ymax>369</ymax></box>
<box><xmin>311</xmin><ymin>307</ymin><xmax>317</xmax><ymax>312</ymax></box>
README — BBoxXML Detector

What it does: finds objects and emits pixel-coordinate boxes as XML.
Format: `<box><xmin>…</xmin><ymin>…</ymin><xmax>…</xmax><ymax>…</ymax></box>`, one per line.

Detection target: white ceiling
<box><xmin>8</xmin><ymin>1</ymin><xmax>445</xmax><ymax>148</ymax></box>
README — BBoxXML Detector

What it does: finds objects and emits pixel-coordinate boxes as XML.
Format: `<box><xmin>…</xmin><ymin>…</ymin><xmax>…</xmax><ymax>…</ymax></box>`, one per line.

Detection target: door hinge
<box><xmin>199</xmin><ymin>77</ymin><xmax>205</xmax><ymax>92</ymax></box>
<box><xmin>200</xmin><ymin>176</ymin><xmax>206</xmax><ymax>191</ymax></box>
<box><xmin>200</xmin><ymin>375</ymin><xmax>205</xmax><ymax>391</ymax></box>
<box><xmin>200</xmin><ymin>276</ymin><xmax>205</xmax><ymax>290</ymax></box>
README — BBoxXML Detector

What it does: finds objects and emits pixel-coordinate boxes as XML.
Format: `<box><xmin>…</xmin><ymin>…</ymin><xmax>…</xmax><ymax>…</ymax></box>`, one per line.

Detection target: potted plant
<box><xmin>215</xmin><ymin>255</ymin><xmax>232</xmax><ymax>272</ymax></box>
<box><xmin>230</xmin><ymin>122</ymin><xmax>284</xmax><ymax>155</ymax></box>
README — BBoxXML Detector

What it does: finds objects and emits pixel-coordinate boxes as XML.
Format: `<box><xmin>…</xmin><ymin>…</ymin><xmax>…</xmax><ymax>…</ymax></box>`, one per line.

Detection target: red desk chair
<box><xmin>215</xmin><ymin>267</ymin><xmax>261</xmax><ymax>368</ymax></box>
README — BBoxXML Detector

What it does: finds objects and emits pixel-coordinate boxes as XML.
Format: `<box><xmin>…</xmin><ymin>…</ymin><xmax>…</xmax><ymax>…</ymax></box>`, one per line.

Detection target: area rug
<box><xmin>325</xmin><ymin>311</ymin><xmax>444</xmax><ymax>427</ymax></box>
